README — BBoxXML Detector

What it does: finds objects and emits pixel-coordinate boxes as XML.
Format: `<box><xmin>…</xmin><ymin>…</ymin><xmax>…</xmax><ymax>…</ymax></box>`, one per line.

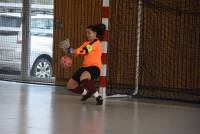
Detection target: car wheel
<box><xmin>32</xmin><ymin>58</ymin><xmax>52</xmax><ymax>78</ymax></box>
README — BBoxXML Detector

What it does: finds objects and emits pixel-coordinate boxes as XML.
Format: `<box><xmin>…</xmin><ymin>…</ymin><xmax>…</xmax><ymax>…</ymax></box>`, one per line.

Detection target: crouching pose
<box><xmin>60</xmin><ymin>23</ymin><xmax>106</xmax><ymax>105</ymax></box>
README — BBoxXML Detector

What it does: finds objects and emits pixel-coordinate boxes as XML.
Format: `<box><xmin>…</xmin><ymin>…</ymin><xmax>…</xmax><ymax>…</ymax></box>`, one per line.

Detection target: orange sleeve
<box><xmin>74</xmin><ymin>42</ymin><xmax>87</xmax><ymax>56</ymax></box>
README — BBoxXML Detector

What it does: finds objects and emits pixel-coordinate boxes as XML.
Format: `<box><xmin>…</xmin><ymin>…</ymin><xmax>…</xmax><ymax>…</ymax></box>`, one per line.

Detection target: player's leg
<box><xmin>79</xmin><ymin>71</ymin><xmax>94</xmax><ymax>101</ymax></box>
<box><xmin>80</xmin><ymin>67</ymin><xmax>103</xmax><ymax>105</ymax></box>
<box><xmin>66</xmin><ymin>78</ymin><xmax>86</xmax><ymax>95</ymax></box>
<box><xmin>66</xmin><ymin>68</ymin><xmax>87</xmax><ymax>96</ymax></box>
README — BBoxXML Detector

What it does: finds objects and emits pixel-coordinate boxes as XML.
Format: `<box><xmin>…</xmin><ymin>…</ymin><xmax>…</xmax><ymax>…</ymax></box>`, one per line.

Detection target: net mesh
<box><xmin>139</xmin><ymin>0</ymin><xmax>200</xmax><ymax>101</ymax></box>
<box><xmin>107</xmin><ymin>0</ymin><xmax>200</xmax><ymax>102</ymax></box>
<box><xmin>0</xmin><ymin>0</ymin><xmax>54</xmax><ymax>83</ymax></box>
<box><xmin>107</xmin><ymin>0</ymin><xmax>138</xmax><ymax>95</ymax></box>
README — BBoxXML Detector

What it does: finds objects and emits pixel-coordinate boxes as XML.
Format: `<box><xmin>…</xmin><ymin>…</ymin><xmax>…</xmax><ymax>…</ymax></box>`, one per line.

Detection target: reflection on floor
<box><xmin>0</xmin><ymin>80</ymin><xmax>199</xmax><ymax>134</ymax></box>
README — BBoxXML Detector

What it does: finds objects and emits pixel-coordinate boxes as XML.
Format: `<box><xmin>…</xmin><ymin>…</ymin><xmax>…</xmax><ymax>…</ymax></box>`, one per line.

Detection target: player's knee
<box><xmin>80</xmin><ymin>71</ymin><xmax>91</xmax><ymax>81</ymax></box>
<box><xmin>66</xmin><ymin>82</ymin><xmax>72</xmax><ymax>89</ymax></box>
<box><xmin>67</xmin><ymin>79</ymin><xmax>78</xmax><ymax>89</ymax></box>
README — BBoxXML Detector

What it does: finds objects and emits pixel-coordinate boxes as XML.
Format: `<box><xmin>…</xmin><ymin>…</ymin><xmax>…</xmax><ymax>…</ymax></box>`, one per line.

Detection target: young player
<box><xmin>60</xmin><ymin>23</ymin><xmax>106</xmax><ymax>105</ymax></box>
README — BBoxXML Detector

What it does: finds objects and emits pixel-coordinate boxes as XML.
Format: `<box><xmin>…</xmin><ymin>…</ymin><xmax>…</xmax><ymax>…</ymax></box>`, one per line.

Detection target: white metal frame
<box><xmin>133</xmin><ymin>0</ymin><xmax>142</xmax><ymax>96</ymax></box>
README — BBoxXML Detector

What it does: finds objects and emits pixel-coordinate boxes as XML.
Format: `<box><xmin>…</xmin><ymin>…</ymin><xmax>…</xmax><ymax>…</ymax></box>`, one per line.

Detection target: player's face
<box><xmin>86</xmin><ymin>29</ymin><xmax>97</xmax><ymax>40</ymax></box>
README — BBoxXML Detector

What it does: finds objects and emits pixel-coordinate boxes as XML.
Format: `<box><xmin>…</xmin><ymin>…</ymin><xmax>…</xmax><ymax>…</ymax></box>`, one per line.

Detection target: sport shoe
<box><xmin>81</xmin><ymin>92</ymin><xmax>92</xmax><ymax>101</ymax></box>
<box><xmin>96</xmin><ymin>96</ymin><xmax>103</xmax><ymax>105</ymax></box>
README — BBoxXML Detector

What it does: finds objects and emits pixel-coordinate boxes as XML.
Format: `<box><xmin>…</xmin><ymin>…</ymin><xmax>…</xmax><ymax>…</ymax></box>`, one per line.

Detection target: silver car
<box><xmin>0</xmin><ymin>13</ymin><xmax>53</xmax><ymax>78</ymax></box>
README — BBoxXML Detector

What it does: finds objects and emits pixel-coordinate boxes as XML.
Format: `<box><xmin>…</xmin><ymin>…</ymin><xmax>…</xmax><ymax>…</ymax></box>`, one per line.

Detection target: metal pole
<box><xmin>21</xmin><ymin>0</ymin><xmax>31</xmax><ymax>80</ymax></box>
<box><xmin>133</xmin><ymin>0</ymin><xmax>142</xmax><ymax>96</ymax></box>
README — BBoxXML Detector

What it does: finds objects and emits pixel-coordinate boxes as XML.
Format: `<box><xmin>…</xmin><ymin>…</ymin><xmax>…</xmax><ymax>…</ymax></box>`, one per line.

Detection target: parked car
<box><xmin>0</xmin><ymin>12</ymin><xmax>53</xmax><ymax>78</ymax></box>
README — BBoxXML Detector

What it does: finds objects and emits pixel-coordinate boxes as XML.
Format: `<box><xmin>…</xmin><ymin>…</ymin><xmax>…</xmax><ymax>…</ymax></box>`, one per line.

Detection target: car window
<box><xmin>31</xmin><ymin>18</ymin><xmax>53</xmax><ymax>37</ymax></box>
<box><xmin>0</xmin><ymin>16</ymin><xmax>21</xmax><ymax>27</ymax></box>
<box><xmin>31</xmin><ymin>18</ymin><xmax>53</xmax><ymax>29</ymax></box>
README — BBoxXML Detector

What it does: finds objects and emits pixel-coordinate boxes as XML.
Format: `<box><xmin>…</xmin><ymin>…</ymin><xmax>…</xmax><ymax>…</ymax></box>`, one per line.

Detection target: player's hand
<box><xmin>59</xmin><ymin>39</ymin><xmax>71</xmax><ymax>52</ymax></box>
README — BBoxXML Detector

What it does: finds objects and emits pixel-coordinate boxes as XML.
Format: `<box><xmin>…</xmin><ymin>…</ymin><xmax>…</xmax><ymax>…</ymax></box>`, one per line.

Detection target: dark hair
<box><xmin>87</xmin><ymin>23</ymin><xmax>106</xmax><ymax>40</ymax></box>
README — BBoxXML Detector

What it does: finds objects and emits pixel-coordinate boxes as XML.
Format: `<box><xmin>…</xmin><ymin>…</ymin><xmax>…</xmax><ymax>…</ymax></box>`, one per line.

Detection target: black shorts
<box><xmin>72</xmin><ymin>66</ymin><xmax>100</xmax><ymax>84</ymax></box>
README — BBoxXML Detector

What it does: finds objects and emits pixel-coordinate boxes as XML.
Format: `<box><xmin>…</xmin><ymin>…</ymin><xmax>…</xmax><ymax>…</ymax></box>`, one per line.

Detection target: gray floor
<box><xmin>0</xmin><ymin>81</ymin><xmax>200</xmax><ymax>134</ymax></box>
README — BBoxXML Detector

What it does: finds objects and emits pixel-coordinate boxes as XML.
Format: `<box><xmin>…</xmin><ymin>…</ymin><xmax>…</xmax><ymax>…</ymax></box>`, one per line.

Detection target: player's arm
<box><xmin>74</xmin><ymin>44</ymin><xmax>94</xmax><ymax>56</ymax></box>
<box><xmin>74</xmin><ymin>42</ymin><xmax>95</xmax><ymax>56</ymax></box>
<box><xmin>59</xmin><ymin>39</ymin><xmax>92</xmax><ymax>56</ymax></box>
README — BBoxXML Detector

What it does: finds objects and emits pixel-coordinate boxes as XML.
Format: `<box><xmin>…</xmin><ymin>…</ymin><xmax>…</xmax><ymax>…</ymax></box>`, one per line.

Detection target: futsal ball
<box><xmin>60</xmin><ymin>56</ymin><xmax>72</xmax><ymax>69</ymax></box>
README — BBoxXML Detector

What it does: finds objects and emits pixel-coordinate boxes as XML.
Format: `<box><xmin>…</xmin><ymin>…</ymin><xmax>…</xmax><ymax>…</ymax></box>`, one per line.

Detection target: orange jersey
<box><xmin>75</xmin><ymin>40</ymin><xmax>102</xmax><ymax>70</ymax></box>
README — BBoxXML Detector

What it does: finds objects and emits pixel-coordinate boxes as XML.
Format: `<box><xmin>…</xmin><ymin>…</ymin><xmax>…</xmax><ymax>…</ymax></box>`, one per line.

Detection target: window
<box><xmin>31</xmin><ymin>18</ymin><xmax>53</xmax><ymax>29</ymax></box>
<box><xmin>0</xmin><ymin>16</ymin><xmax>21</xmax><ymax>27</ymax></box>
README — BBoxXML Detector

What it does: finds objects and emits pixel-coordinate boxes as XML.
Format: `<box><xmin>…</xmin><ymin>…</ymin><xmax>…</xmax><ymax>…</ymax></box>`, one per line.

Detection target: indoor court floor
<box><xmin>0</xmin><ymin>80</ymin><xmax>199</xmax><ymax>134</ymax></box>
